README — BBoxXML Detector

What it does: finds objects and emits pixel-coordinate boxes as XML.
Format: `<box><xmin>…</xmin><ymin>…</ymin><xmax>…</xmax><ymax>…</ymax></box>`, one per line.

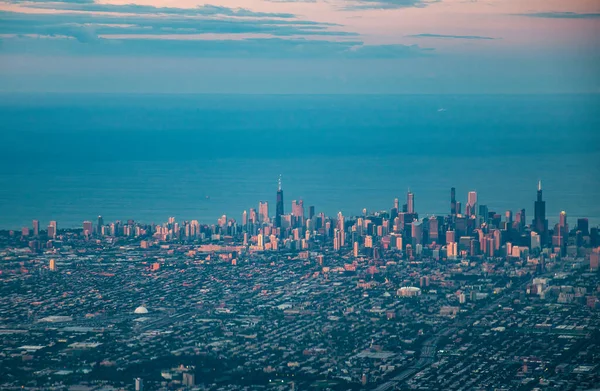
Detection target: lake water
<box><xmin>0</xmin><ymin>93</ymin><xmax>599</xmax><ymax>229</ymax></box>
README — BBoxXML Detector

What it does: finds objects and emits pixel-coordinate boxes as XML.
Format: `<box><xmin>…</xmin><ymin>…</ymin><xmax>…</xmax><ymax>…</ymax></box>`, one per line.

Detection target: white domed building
<box><xmin>134</xmin><ymin>306</ymin><xmax>149</xmax><ymax>314</ymax></box>
<box><xmin>397</xmin><ymin>287</ymin><xmax>421</xmax><ymax>297</ymax></box>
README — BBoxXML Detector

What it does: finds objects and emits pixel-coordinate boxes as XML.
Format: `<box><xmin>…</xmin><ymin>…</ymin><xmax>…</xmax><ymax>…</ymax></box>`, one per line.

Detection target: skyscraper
<box><xmin>83</xmin><ymin>221</ymin><xmax>93</xmax><ymax>236</ymax></box>
<box><xmin>97</xmin><ymin>216</ymin><xmax>104</xmax><ymax>235</ymax></box>
<box><xmin>275</xmin><ymin>175</ymin><xmax>284</xmax><ymax>228</ymax></box>
<box><xmin>450</xmin><ymin>187</ymin><xmax>456</xmax><ymax>215</ymax></box>
<box><xmin>467</xmin><ymin>191</ymin><xmax>477</xmax><ymax>216</ymax></box>
<box><xmin>258</xmin><ymin>201</ymin><xmax>269</xmax><ymax>224</ymax></box>
<box><xmin>577</xmin><ymin>218</ymin><xmax>589</xmax><ymax>236</ymax></box>
<box><xmin>48</xmin><ymin>221</ymin><xmax>57</xmax><ymax>239</ymax></box>
<box><xmin>533</xmin><ymin>181</ymin><xmax>547</xmax><ymax>244</ymax></box>
<box><xmin>291</xmin><ymin>200</ymin><xmax>304</xmax><ymax>227</ymax></box>
<box><xmin>32</xmin><ymin>220</ymin><xmax>39</xmax><ymax>236</ymax></box>
<box><xmin>407</xmin><ymin>189</ymin><xmax>414</xmax><ymax>214</ymax></box>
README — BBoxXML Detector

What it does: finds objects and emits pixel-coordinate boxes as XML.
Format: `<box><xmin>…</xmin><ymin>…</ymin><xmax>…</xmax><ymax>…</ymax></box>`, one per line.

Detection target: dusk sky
<box><xmin>1</xmin><ymin>0</ymin><xmax>599</xmax><ymax>93</ymax></box>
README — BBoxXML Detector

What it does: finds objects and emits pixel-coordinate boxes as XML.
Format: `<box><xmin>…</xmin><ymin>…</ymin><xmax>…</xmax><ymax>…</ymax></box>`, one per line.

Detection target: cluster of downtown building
<box><xmin>3</xmin><ymin>180</ymin><xmax>600</xmax><ymax>391</ymax></box>
<box><xmin>18</xmin><ymin>180</ymin><xmax>600</xmax><ymax>267</ymax></box>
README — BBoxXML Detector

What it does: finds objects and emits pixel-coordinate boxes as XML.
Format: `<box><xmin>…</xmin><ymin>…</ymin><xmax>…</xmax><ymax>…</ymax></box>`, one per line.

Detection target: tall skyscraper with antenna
<box><xmin>275</xmin><ymin>175</ymin><xmax>284</xmax><ymax>228</ymax></box>
<box><xmin>533</xmin><ymin>180</ymin><xmax>547</xmax><ymax>244</ymax></box>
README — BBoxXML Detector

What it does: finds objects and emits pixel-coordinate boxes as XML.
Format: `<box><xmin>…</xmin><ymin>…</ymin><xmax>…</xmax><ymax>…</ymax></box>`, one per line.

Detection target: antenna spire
<box><xmin>538</xmin><ymin>180</ymin><xmax>542</xmax><ymax>191</ymax></box>
<box><xmin>278</xmin><ymin>174</ymin><xmax>282</xmax><ymax>191</ymax></box>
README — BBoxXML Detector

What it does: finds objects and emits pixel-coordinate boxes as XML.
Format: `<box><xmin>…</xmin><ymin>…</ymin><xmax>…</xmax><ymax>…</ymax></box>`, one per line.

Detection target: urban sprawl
<box><xmin>1</xmin><ymin>180</ymin><xmax>599</xmax><ymax>391</ymax></box>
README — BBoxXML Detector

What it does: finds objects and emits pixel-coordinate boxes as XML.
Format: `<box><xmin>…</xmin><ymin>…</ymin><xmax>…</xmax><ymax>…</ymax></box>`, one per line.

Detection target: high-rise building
<box><xmin>505</xmin><ymin>210</ymin><xmax>513</xmax><ymax>225</ymax></box>
<box><xmin>182</xmin><ymin>373</ymin><xmax>195</xmax><ymax>387</ymax></box>
<box><xmin>411</xmin><ymin>221</ymin><xmax>423</xmax><ymax>246</ymax></box>
<box><xmin>531</xmin><ymin>232</ymin><xmax>541</xmax><ymax>251</ymax></box>
<box><xmin>428</xmin><ymin>216</ymin><xmax>440</xmax><ymax>243</ymax></box>
<box><xmin>577</xmin><ymin>218</ymin><xmax>589</xmax><ymax>236</ymax></box>
<box><xmin>559</xmin><ymin>211</ymin><xmax>568</xmax><ymax>234</ymax></box>
<box><xmin>450</xmin><ymin>187</ymin><xmax>456</xmax><ymax>215</ymax></box>
<box><xmin>275</xmin><ymin>175</ymin><xmax>284</xmax><ymax>228</ymax></box>
<box><xmin>446</xmin><ymin>230</ymin><xmax>456</xmax><ymax>244</ymax></box>
<box><xmin>337</xmin><ymin>211</ymin><xmax>345</xmax><ymax>247</ymax></box>
<box><xmin>242</xmin><ymin>210</ymin><xmax>248</xmax><ymax>226</ymax></box>
<box><xmin>533</xmin><ymin>181</ymin><xmax>547</xmax><ymax>244</ymax></box>
<box><xmin>407</xmin><ymin>189</ymin><xmax>415</xmax><ymax>214</ymax></box>
<box><xmin>47</xmin><ymin>221</ymin><xmax>57</xmax><ymax>239</ymax></box>
<box><xmin>467</xmin><ymin>191</ymin><xmax>477</xmax><ymax>216</ymax></box>
<box><xmin>97</xmin><ymin>216</ymin><xmax>104</xmax><ymax>234</ymax></box>
<box><xmin>258</xmin><ymin>201</ymin><xmax>269</xmax><ymax>224</ymax></box>
<box><xmin>394</xmin><ymin>198</ymin><xmax>399</xmax><ymax>210</ymax></box>
<box><xmin>49</xmin><ymin>259</ymin><xmax>56</xmax><ymax>271</ymax></box>
<box><xmin>83</xmin><ymin>221</ymin><xmax>93</xmax><ymax>236</ymax></box>
<box><xmin>134</xmin><ymin>378</ymin><xmax>143</xmax><ymax>391</ymax></box>
<box><xmin>32</xmin><ymin>220</ymin><xmax>39</xmax><ymax>236</ymax></box>
<box><xmin>292</xmin><ymin>200</ymin><xmax>304</xmax><ymax>226</ymax></box>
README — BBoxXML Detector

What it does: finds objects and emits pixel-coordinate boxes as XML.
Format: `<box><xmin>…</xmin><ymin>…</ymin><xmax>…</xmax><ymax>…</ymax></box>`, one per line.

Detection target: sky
<box><xmin>0</xmin><ymin>0</ymin><xmax>599</xmax><ymax>93</ymax></box>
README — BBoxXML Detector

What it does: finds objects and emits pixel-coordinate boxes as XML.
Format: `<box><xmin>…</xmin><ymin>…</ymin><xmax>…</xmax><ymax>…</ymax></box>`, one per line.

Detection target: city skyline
<box><xmin>12</xmin><ymin>179</ymin><xmax>596</xmax><ymax>242</ymax></box>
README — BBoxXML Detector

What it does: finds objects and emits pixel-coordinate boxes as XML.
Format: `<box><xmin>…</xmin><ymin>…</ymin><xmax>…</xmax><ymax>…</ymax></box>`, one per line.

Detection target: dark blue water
<box><xmin>0</xmin><ymin>93</ymin><xmax>599</xmax><ymax>229</ymax></box>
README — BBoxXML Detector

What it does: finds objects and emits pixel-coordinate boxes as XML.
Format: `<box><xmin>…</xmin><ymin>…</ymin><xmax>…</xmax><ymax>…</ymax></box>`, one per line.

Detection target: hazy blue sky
<box><xmin>0</xmin><ymin>0</ymin><xmax>599</xmax><ymax>93</ymax></box>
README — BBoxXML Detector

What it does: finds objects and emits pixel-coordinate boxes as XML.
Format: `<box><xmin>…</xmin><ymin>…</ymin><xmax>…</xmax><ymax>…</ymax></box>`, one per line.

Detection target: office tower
<box><xmin>257</xmin><ymin>233</ymin><xmax>264</xmax><ymax>249</ymax></box>
<box><xmin>22</xmin><ymin>227</ymin><xmax>30</xmax><ymax>237</ymax></box>
<box><xmin>337</xmin><ymin>212</ymin><xmax>345</xmax><ymax>247</ymax></box>
<box><xmin>577</xmin><ymin>218</ymin><xmax>589</xmax><ymax>236</ymax></box>
<box><xmin>407</xmin><ymin>189</ymin><xmax>415</xmax><ymax>214</ymax></box>
<box><xmin>447</xmin><ymin>242</ymin><xmax>458</xmax><ymax>259</ymax></box>
<box><xmin>97</xmin><ymin>216</ymin><xmax>104</xmax><ymax>234</ymax></box>
<box><xmin>456</xmin><ymin>201</ymin><xmax>462</xmax><ymax>215</ymax></box>
<box><xmin>333</xmin><ymin>229</ymin><xmax>340</xmax><ymax>251</ymax></box>
<box><xmin>309</xmin><ymin>206</ymin><xmax>315</xmax><ymax>220</ymax></box>
<box><xmin>531</xmin><ymin>232</ymin><xmax>541</xmax><ymax>251</ymax></box>
<box><xmin>446</xmin><ymin>230</ymin><xmax>456</xmax><ymax>244</ymax></box>
<box><xmin>182</xmin><ymin>373</ymin><xmax>195</xmax><ymax>387</ymax></box>
<box><xmin>49</xmin><ymin>259</ymin><xmax>56</xmax><ymax>271</ymax></box>
<box><xmin>450</xmin><ymin>187</ymin><xmax>457</xmax><ymax>215</ymax></box>
<box><xmin>590</xmin><ymin>248</ymin><xmax>599</xmax><ymax>271</ymax></box>
<box><xmin>533</xmin><ymin>181</ymin><xmax>547</xmax><ymax>244</ymax></box>
<box><xmin>292</xmin><ymin>200</ymin><xmax>304</xmax><ymax>226</ymax></box>
<box><xmin>478</xmin><ymin>205</ymin><xmax>488</xmax><ymax>226</ymax></box>
<box><xmin>83</xmin><ymin>221</ymin><xmax>93</xmax><ymax>236</ymax></box>
<box><xmin>353</xmin><ymin>241</ymin><xmax>359</xmax><ymax>257</ymax></box>
<box><xmin>467</xmin><ymin>191</ymin><xmax>477</xmax><ymax>216</ymax></box>
<box><xmin>135</xmin><ymin>378</ymin><xmax>143</xmax><ymax>391</ymax></box>
<box><xmin>242</xmin><ymin>210</ymin><xmax>248</xmax><ymax>226</ymax></box>
<box><xmin>559</xmin><ymin>211</ymin><xmax>568</xmax><ymax>234</ymax></box>
<box><xmin>32</xmin><ymin>220</ymin><xmax>39</xmax><ymax>236</ymax></box>
<box><xmin>275</xmin><ymin>175</ymin><xmax>284</xmax><ymax>228</ymax></box>
<box><xmin>411</xmin><ymin>221</ymin><xmax>423</xmax><ymax>246</ymax></box>
<box><xmin>505</xmin><ymin>210</ymin><xmax>513</xmax><ymax>225</ymax></box>
<box><xmin>394</xmin><ymin>198</ymin><xmax>399</xmax><ymax>210</ymax></box>
<box><xmin>365</xmin><ymin>235</ymin><xmax>373</xmax><ymax>248</ymax></box>
<box><xmin>428</xmin><ymin>216</ymin><xmax>440</xmax><ymax>243</ymax></box>
<box><xmin>249</xmin><ymin>208</ymin><xmax>257</xmax><ymax>224</ymax></box>
<box><xmin>258</xmin><ymin>201</ymin><xmax>269</xmax><ymax>224</ymax></box>
<box><xmin>47</xmin><ymin>223</ymin><xmax>56</xmax><ymax>240</ymax></box>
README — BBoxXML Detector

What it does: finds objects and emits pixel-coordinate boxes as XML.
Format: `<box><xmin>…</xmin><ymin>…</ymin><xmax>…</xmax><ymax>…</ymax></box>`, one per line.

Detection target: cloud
<box><xmin>17</xmin><ymin>3</ymin><xmax>298</xmax><ymax>19</ymax></box>
<box><xmin>0</xmin><ymin>35</ymin><xmax>433</xmax><ymax>59</ymax></box>
<box><xmin>407</xmin><ymin>33</ymin><xmax>497</xmax><ymax>40</ymax></box>
<box><xmin>345</xmin><ymin>44</ymin><xmax>432</xmax><ymax>58</ymax></box>
<box><xmin>517</xmin><ymin>12</ymin><xmax>600</xmax><ymax>19</ymax></box>
<box><xmin>343</xmin><ymin>0</ymin><xmax>438</xmax><ymax>10</ymax></box>
<box><xmin>0</xmin><ymin>10</ymin><xmax>355</xmax><ymax>39</ymax></box>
